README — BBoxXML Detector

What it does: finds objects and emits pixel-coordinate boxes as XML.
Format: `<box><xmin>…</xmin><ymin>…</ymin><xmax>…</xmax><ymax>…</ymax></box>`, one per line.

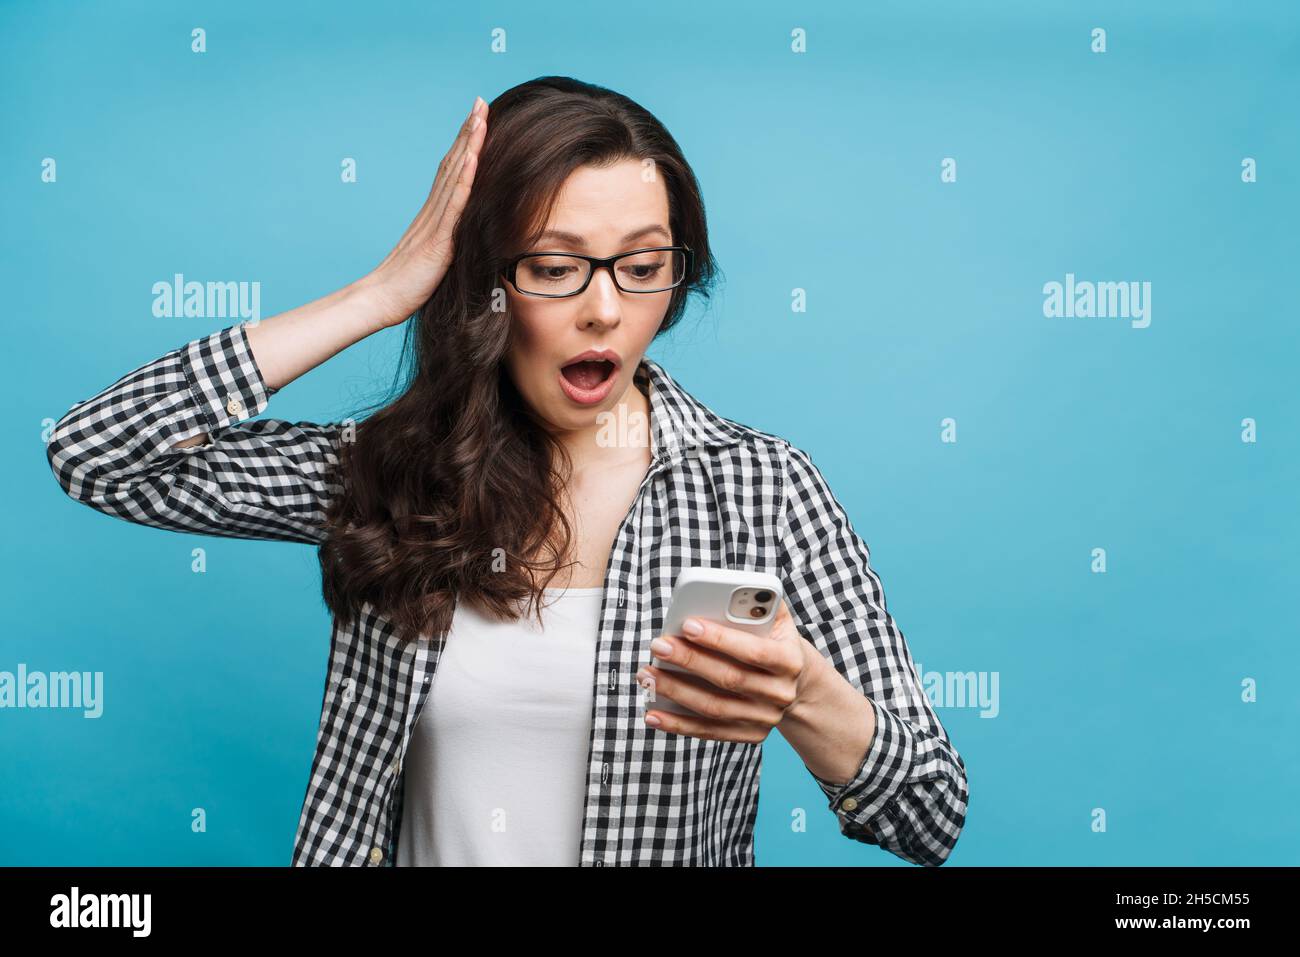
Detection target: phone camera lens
<box><xmin>755</xmin><ymin>590</ymin><xmax>773</xmax><ymax>603</ymax></box>
<box><xmin>750</xmin><ymin>606</ymin><xmax>767</xmax><ymax>618</ymax></box>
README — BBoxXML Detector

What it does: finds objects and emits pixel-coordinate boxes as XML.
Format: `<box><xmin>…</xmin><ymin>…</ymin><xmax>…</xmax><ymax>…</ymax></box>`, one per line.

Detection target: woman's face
<box><xmin>503</xmin><ymin>158</ymin><xmax>675</xmax><ymax>435</ymax></box>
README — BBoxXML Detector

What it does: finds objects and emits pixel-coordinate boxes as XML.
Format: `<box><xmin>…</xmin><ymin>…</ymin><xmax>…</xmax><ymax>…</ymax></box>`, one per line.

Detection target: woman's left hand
<box><xmin>636</xmin><ymin>599</ymin><xmax>827</xmax><ymax>743</ymax></box>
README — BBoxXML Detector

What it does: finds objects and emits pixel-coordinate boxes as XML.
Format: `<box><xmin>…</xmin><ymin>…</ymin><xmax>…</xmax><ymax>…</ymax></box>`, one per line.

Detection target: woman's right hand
<box><xmin>363</xmin><ymin>96</ymin><xmax>488</xmax><ymax>327</ymax></box>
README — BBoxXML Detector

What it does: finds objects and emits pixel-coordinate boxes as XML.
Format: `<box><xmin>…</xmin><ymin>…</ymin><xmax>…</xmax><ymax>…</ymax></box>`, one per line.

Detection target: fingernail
<box><xmin>682</xmin><ymin>618</ymin><xmax>703</xmax><ymax>636</ymax></box>
<box><xmin>645</xmin><ymin>714</ymin><xmax>661</xmax><ymax>727</ymax></box>
<box><xmin>650</xmin><ymin>637</ymin><xmax>673</xmax><ymax>656</ymax></box>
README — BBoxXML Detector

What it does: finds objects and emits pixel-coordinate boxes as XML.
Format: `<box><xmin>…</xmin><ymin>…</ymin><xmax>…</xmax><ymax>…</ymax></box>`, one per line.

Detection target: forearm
<box><xmin>243</xmin><ymin>275</ymin><xmax>403</xmax><ymax>393</ymax></box>
<box><xmin>779</xmin><ymin>638</ymin><xmax>968</xmax><ymax>865</ymax></box>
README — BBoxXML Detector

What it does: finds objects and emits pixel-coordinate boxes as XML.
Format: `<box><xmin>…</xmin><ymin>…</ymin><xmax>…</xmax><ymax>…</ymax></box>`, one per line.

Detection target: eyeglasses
<box><xmin>503</xmin><ymin>245</ymin><xmax>692</xmax><ymax>298</ymax></box>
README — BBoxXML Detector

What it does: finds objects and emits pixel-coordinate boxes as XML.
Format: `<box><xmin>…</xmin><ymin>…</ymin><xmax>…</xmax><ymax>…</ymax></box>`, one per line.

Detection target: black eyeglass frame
<box><xmin>501</xmin><ymin>244</ymin><xmax>693</xmax><ymax>298</ymax></box>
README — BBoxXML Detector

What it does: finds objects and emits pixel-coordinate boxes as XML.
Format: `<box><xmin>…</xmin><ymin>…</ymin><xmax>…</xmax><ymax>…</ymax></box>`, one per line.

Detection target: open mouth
<box><xmin>560</xmin><ymin>359</ymin><xmax>617</xmax><ymax>391</ymax></box>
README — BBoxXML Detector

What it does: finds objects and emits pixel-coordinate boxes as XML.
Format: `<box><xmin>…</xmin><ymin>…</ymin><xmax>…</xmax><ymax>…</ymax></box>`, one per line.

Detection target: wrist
<box><xmin>777</xmin><ymin>647</ymin><xmax>876</xmax><ymax>787</ymax></box>
<box><xmin>351</xmin><ymin>272</ymin><xmax>417</xmax><ymax>333</ymax></box>
<box><xmin>780</xmin><ymin>641</ymin><xmax>839</xmax><ymax>731</ymax></box>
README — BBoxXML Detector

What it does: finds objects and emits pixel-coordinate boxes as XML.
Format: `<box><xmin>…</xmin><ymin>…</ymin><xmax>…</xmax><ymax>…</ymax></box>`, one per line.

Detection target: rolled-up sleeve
<box><xmin>778</xmin><ymin>443</ymin><xmax>969</xmax><ymax>866</ymax></box>
<box><xmin>46</xmin><ymin>321</ymin><xmax>348</xmax><ymax>545</ymax></box>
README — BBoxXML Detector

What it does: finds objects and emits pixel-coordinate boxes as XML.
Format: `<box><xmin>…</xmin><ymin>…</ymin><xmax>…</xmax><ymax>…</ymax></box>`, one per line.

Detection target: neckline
<box><xmin>542</xmin><ymin>586</ymin><xmax>604</xmax><ymax>595</ymax></box>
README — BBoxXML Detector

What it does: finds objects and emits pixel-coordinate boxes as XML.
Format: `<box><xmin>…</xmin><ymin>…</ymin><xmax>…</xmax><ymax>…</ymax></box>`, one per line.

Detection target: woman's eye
<box><xmin>528</xmin><ymin>264</ymin><xmax>574</xmax><ymax>281</ymax></box>
<box><xmin>621</xmin><ymin>260</ymin><xmax>664</xmax><ymax>281</ymax></box>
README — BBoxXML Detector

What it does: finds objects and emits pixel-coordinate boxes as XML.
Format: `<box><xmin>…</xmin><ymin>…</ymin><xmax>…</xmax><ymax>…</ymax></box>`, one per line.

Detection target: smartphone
<box><xmin>643</xmin><ymin>567</ymin><xmax>785</xmax><ymax>717</ymax></box>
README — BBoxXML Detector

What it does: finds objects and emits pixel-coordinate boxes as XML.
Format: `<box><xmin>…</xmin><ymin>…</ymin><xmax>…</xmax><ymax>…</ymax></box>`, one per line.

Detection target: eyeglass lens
<box><xmin>514</xmin><ymin>249</ymin><xmax>685</xmax><ymax>296</ymax></box>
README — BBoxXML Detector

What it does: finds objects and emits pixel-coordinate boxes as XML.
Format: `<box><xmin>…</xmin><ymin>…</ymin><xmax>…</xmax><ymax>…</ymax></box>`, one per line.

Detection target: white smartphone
<box><xmin>643</xmin><ymin>567</ymin><xmax>785</xmax><ymax>717</ymax></box>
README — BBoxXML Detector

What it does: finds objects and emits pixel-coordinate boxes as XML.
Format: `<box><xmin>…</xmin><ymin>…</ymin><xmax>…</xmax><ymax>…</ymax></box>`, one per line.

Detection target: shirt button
<box><xmin>841</xmin><ymin>797</ymin><xmax>859</xmax><ymax>812</ymax></box>
<box><xmin>369</xmin><ymin>846</ymin><xmax>384</xmax><ymax>864</ymax></box>
<box><xmin>226</xmin><ymin>397</ymin><xmax>245</xmax><ymax>416</ymax></box>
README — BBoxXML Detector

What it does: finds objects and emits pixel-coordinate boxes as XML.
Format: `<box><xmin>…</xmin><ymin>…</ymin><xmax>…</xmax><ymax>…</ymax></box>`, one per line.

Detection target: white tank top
<box><xmin>395</xmin><ymin>586</ymin><xmax>604</xmax><ymax>866</ymax></box>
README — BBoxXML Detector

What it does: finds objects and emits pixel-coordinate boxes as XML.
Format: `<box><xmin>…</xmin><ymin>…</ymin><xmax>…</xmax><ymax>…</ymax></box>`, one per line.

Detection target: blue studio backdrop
<box><xmin>2</xmin><ymin>0</ymin><xmax>1297</xmax><ymax>866</ymax></box>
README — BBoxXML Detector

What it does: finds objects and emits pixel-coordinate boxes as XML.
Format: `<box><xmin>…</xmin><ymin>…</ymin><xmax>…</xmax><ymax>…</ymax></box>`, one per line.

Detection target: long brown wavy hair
<box><xmin>318</xmin><ymin>76</ymin><xmax>720</xmax><ymax>645</ymax></box>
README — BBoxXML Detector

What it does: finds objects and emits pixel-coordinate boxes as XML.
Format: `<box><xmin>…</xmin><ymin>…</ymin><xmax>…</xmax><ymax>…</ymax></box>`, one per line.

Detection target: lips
<box><xmin>561</xmin><ymin>359</ymin><xmax>615</xmax><ymax>390</ymax></box>
<box><xmin>559</xmin><ymin>349</ymin><xmax>621</xmax><ymax>406</ymax></box>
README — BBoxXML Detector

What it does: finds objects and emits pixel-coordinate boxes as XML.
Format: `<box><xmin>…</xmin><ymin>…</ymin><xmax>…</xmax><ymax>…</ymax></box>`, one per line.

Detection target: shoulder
<box><xmin>644</xmin><ymin>356</ymin><xmax>825</xmax><ymax>488</ymax></box>
<box><xmin>693</xmin><ymin>410</ymin><xmax>829</xmax><ymax>500</ymax></box>
<box><xmin>707</xmin><ymin>414</ymin><xmax>792</xmax><ymax>463</ymax></box>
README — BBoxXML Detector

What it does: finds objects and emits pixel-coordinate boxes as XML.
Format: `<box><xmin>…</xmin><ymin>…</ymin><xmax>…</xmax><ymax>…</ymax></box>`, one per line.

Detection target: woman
<box><xmin>45</xmin><ymin>76</ymin><xmax>967</xmax><ymax>867</ymax></box>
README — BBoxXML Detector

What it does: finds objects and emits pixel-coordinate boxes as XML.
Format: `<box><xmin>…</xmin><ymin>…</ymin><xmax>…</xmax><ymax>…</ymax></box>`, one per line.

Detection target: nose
<box><xmin>578</xmin><ymin>264</ymin><xmax>623</xmax><ymax>329</ymax></box>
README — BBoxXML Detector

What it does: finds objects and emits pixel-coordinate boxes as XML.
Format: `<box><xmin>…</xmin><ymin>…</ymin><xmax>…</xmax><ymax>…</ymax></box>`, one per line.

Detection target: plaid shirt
<box><xmin>46</xmin><ymin>321</ymin><xmax>968</xmax><ymax>866</ymax></box>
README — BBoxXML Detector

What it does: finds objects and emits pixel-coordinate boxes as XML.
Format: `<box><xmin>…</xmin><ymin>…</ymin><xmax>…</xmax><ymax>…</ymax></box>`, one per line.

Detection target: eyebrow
<box><xmin>535</xmin><ymin>225</ymin><xmax>671</xmax><ymax>248</ymax></box>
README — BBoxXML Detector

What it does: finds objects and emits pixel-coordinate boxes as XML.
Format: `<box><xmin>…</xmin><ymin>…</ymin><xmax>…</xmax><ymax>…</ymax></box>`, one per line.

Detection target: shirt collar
<box><xmin>633</xmin><ymin>356</ymin><xmax>749</xmax><ymax>465</ymax></box>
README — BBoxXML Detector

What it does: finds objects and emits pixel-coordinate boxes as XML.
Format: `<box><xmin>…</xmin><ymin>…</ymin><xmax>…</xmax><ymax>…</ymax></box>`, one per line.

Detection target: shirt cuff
<box><xmin>810</xmin><ymin>695</ymin><xmax>917</xmax><ymax>842</ymax></box>
<box><xmin>180</xmin><ymin>321</ymin><xmax>273</xmax><ymax>432</ymax></box>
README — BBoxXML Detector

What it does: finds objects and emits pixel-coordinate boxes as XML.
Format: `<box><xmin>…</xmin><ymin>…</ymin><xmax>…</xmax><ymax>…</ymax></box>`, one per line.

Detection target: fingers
<box><xmin>433</xmin><ymin>126</ymin><xmax>481</xmax><ymax>238</ymax></box>
<box><xmin>639</xmin><ymin>681</ymin><xmax>769</xmax><ymax>738</ymax></box>
<box><xmin>671</xmin><ymin>615</ymin><xmax>791</xmax><ymax>675</ymax></box>
<box><xmin>651</xmin><ymin>712</ymin><xmax>772</xmax><ymax>744</ymax></box>
<box><xmin>404</xmin><ymin>102</ymin><xmax>480</xmax><ymax>243</ymax></box>
<box><xmin>413</xmin><ymin>99</ymin><xmax>488</xmax><ymax>254</ymax></box>
<box><xmin>435</xmin><ymin>99</ymin><xmax>484</xmax><ymax>196</ymax></box>
<box><xmin>650</xmin><ymin>637</ymin><xmax>792</xmax><ymax>706</ymax></box>
<box><xmin>641</xmin><ymin>663</ymin><xmax>786</xmax><ymax>726</ymax></box>
<box><xmin>427</xmin><ymin>101</ymin><xmax>486</xmax><ymax>233</ymax></box>
<box><xmin>431</xmin><ymin>98</ymin><xmax>482</xmax><ymax>190</ymax></box>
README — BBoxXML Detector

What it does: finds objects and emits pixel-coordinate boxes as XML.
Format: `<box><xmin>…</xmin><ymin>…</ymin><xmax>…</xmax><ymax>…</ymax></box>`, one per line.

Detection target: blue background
<box><xmin>2</xmin><ymin>0</ymin><xmax>1297</xmax><ymax>865</ymax></box>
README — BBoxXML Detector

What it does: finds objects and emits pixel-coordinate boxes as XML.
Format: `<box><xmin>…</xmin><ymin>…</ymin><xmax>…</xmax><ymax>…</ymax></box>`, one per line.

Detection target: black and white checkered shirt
<box><xmin>46</xmin><ymin>321</ymin><xmax>968</xmax><ymax>866</ymax></box>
